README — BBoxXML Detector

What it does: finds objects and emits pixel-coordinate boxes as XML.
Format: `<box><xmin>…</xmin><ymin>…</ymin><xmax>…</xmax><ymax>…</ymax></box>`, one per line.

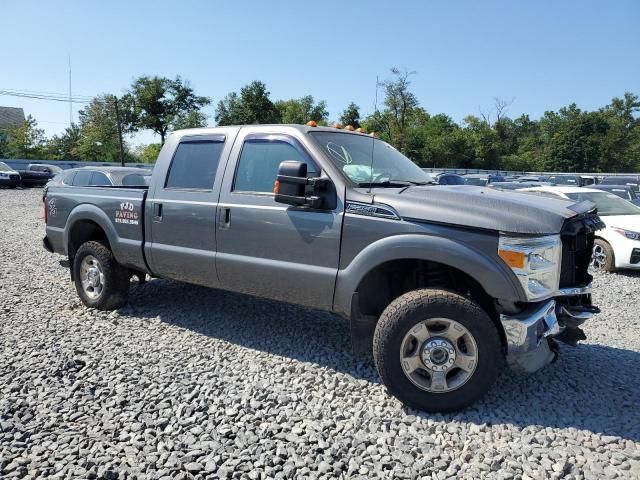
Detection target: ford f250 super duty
<box><xmin>43</xmin><ymin>124</ymin><xmax>604</xmax><ymax>412</ymax></box>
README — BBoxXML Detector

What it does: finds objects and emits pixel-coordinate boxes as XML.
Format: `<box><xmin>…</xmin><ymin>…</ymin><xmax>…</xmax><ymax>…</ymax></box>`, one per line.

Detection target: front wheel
<box><xmin>373</xmin><ymin>289</ymin><xmax>503</xmax><ymax>412</ymax></box>
<box><xmin>591</xmin><ymin>239</ymin><xmax>615</xmax><ymax>272</ymax></box>
<box><xmin>73</xmin><ymin>241</ymin><xmax>130</xmax><ymax>310</ymax></box>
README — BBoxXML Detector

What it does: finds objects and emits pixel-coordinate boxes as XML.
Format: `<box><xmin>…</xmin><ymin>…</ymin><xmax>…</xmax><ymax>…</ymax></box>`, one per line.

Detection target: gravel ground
<box><xmin>1</xmin><ymin>187</ymin><xmax>639</xmax><ymax>480</ymax></box>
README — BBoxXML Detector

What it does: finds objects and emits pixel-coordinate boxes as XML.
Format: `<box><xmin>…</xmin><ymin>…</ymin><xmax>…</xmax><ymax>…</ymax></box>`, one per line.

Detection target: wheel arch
<box><xmin>334</xmin><ymin>234</ymin><xmax>526</xmax><ymax>318</ymax></box>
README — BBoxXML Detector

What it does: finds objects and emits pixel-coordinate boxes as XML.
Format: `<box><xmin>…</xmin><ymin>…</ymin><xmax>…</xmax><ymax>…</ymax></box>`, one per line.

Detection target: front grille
<box><xmin>10</xmin><ymin>174</ymin><xmax>19</xmax><ymax>181</ymax></box>
<box><xmin>631</xmin><ymin>249</ymin><xmax>640</xmax><ymax>265</ymax></box>
<box><xmin>559</xmin><ymin>213</ymin><xmax>604</xmax><ymax>288</ymax></box>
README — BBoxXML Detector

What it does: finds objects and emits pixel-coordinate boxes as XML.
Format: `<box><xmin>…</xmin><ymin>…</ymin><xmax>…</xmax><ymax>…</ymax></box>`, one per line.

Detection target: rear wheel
<box><xmin>591</xmin><ymin>239</ymin><xmax>615</xmax><ymax>272</ymax></box>
<box><xmin>373</xmin><ymin>289</ymin><xmax>503</xmax><ymax>412</ymax></box>
<box><xmin>73</xmin><ymin>241</ymin><xmax>130</xmax><ymax>310</ymax></box>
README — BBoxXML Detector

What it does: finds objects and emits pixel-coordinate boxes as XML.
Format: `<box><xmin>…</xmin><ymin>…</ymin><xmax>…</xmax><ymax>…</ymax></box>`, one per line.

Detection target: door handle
<box><xmin>153</xmin><ymin>203</ymin><xmax>163</xmax><ymax>221</ymax></box>
<box><xmin>219</xmin><ymin>207</ymin><xmax>231</xmax><ymax>229</ymax></box>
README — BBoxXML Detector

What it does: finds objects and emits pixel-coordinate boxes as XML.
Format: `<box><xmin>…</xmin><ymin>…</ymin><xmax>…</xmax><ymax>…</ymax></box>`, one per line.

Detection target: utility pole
<box><xmin>113</xmin><ymin>96</ymin><xmax>125</xmax><ymax>167</ymax></box>
<box><xmin>68</xmin><ymin>55</ymin><xmax>73</xmax><ymax>127</ymax></box>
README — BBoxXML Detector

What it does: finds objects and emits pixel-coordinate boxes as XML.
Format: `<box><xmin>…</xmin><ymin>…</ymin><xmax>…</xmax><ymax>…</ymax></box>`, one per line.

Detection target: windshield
<box><xmin>464</xmin><ymin>177</ymin><xmax>488</xmax><ymax>187</ymax></box>
<box><xmin>310</xmin><ymin>131</ymin><xmax>433</xmax><ymax>186</ymax></box>
<box><xmin>566</xmin><ymin>191</ymin><xmax>640</xmax><ymax>216</ymax></box>
<box><xmin>0</xmin><ymin>162</ymin><xmax>12</xmax><ymax>172</ymax></box>
<box><xmin>602</xmin><ymin>188</ymin><xmax>632</xmax><ymax>201</ymax></box>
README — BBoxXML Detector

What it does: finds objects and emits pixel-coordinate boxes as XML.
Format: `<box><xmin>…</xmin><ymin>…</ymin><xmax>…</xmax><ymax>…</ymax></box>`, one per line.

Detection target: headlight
<box><xmin>498</xmin><ymin>235</ymin><xmax>562</xmax><ymax>301</ymax></box>
<box><xmin>0</xmin><ymin>172</ymin><xmax>8</xmax><ymax>178</ymax></box>
<box><xmin>612</xmin><ymin>227</ymin><xmax>640</xmax><ymax>241</ymax></box>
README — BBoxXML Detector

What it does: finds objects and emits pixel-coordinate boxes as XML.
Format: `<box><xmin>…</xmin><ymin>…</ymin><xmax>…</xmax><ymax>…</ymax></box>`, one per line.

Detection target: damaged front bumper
<box><xmin>500</xmin><ymin>285</ymin><xmax>598</xmax><ymax>372</ymax></box>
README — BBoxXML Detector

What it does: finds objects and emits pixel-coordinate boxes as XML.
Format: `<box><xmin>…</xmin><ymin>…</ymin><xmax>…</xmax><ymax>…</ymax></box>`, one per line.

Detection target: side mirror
<box><xmin>274</xmin><ymin>160</ymin><xmax>336</xmax><ymax>210</ymax></box>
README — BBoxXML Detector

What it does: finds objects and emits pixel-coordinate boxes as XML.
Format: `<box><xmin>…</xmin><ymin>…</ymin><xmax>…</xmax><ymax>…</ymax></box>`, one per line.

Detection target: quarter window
<box><xmin>73</xmin><ymin>170</ymin><xmax>93</xmax><ymax>186</ymax></box>
<box><xmin>165</xmin><ymin>140</ymin><xmax>225</xmax><ymax>190</ymax></box>
<box><xmin>234</xmin><ymin>137</ymin><xmax>318</xmax><ymax>193</ymax></box>
<box><xmin>90</xmin><ymin>172</ymin><xmax>111</xmax><ymax>186</ymax></box>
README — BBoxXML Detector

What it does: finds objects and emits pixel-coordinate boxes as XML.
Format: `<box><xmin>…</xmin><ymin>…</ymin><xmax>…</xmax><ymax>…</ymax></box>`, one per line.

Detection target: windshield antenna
<box><xmin>367</xmin><ymin>75</ymin><xmax>379</xmax><ymax>194</ymax></box>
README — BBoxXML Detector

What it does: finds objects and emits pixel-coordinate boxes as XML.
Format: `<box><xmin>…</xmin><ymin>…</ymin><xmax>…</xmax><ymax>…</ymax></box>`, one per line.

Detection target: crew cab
<box><xmin>43</xmin><ymin>124</ymin><xmax>603</xmax><ymax>412</ymax></box>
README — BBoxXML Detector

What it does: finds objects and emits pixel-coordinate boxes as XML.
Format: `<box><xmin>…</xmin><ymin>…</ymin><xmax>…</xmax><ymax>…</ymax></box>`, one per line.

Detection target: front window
<box><xmin>552</xmin><ymin>176</ymin><xmax>578</xmax><ymax>185</ymax></box>
<box><xmin>234</xmin><ymin>136</ymin><xmax>318</xmax><ymax>193</ymax></box>
<box><xmin>0</xmin><ymin>162</ymin><xmax>12</xmax><ymax>172</ymax></box>
<box><xmin>464</xmin><ymin>177</ymin><xmax>488</xmax><ymax>187</ymax></box>
<box><xmin>310</xmin><ymin>131</ymin><xmax>432</xmax><ymax>186</ymax></box>
<box><xmin>566</xmin><ymin>191</ymin><xmax>640</xmax><ymax>216</ymax></box>
<box><xmin>605</xmin><ymin>188</ymin><xmax>633</xmax><ymax>201</ymax></box>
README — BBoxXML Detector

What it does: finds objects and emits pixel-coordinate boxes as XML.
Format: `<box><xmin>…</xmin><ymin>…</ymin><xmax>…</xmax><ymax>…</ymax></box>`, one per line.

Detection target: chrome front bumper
<box><xmin>500</xmin><ymin>287</ymin><xmax>597</xmax><ymax>373</ymax></box>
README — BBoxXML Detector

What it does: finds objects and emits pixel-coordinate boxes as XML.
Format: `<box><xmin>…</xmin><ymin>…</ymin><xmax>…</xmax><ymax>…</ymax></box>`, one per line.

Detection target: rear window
<box><xmin>165</xmin><ymin>139</ymin><xmax>225</xmax><ymax>190</ymax></box>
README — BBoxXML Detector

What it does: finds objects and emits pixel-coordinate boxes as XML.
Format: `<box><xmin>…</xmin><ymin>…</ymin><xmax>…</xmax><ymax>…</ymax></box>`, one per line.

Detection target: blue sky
<box><xmin>3</xmin><ymin>0</ymin><xmax>639</xmax><ymax>145</ymax></box>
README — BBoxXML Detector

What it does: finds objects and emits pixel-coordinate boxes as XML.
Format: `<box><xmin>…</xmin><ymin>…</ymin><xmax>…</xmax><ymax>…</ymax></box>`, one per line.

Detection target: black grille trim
<box><xmin>559</xmin><ymin>212</ymin><xmax>604</xmax><ymax>288</ymax></box>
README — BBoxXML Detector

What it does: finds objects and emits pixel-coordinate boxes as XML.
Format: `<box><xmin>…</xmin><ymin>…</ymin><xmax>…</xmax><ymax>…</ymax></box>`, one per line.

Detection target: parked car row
<box><xmin>0</xmin><ymin>162</ymin><xmax>63</xmax><ymax>188</ymax></box>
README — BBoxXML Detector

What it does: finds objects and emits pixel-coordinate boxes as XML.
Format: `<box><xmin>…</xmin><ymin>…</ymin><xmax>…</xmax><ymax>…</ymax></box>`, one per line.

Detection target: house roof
<box><xmin>0</xmin><ymin>107</ymin><xmax>26</xmax><ymax>129</ymax></box>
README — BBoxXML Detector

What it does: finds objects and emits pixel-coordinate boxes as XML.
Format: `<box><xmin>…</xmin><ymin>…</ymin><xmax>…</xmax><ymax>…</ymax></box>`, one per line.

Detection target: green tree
<box><xmin>275</xmin><ymin>95</ymin><xmax>328</xmax><ymax>125</ymax></box>
<box><xmin>46</xmin><ymin>124</ymin><xmax>82</xmax><ymax>160</ymax></box>
<box><xmin>134</xmin><ymin>143</ymin><xmax>162</xmax><ymax>163</ymax></box>
<box><xmin>1</xmin><ymin>115</ymin><xmax>46</xmax><ymax>159</ymax></box>
<box><xmin>379</xmin><ymin>68</ymin><xmax>419</xmax><ymax>154</ymax></box>
<box><xmin>215</xmin><ymin>81</ymin><xmax>280</xmax><ymax>125</ymax></box>
<box><xmin>124</xmin><ymin>76</ymin><xmax>211</xmax><ymax>144</ymax></box>
<box><xmin>339</xmin><ymin>102</ymin><xmax>361</xmax><ymax>129</ymax></box>
<box><xmin>72</xmin><ymin>95</ymin><xmax>128</xmax><ymax>161</ymax></box>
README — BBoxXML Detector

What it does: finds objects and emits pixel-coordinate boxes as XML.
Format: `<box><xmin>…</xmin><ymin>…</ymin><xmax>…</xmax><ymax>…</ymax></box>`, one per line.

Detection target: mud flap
<box><xmin>350</xmin><ymin>293</ymin><xmax>377</xmax><ymax>354</ymax></box>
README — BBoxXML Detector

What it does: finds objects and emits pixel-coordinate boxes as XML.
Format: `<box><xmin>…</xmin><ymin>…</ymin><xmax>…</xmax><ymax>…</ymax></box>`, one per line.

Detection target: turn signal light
<box><xmin>274</xmin><ymin>179</ymin><xmax>280</xmax><ymax>194</ymax></box>
<box><xmin>306</xmin><ymin>120</ymin><xmax>317</xmax><ymax>127</ymax></box>
<box><xmin>499</xmin><ymin>249</ymin><xmax>526</xmax><ymax>269</ymax></box>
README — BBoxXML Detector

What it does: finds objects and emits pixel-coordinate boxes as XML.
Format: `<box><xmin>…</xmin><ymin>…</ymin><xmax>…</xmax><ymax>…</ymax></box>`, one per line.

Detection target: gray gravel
<box><xmin>1</xmin><ymin>188</ymin><xmax>639</xmax><ymax>479</ymax></box>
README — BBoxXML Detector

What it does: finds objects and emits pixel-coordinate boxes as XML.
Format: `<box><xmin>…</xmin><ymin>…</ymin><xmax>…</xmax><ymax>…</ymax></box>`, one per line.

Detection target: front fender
<box><xmin>333</xmin><ymin>233</ymin><xmax>527</xmax><ymax>316</ymax></box>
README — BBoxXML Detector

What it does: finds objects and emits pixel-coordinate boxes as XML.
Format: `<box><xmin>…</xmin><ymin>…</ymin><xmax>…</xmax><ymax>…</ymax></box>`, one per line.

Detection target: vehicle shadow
<box><xmin>124</xmin><ymin>278</ymin><xmax>640</xmax><ymax>442</ymax></box>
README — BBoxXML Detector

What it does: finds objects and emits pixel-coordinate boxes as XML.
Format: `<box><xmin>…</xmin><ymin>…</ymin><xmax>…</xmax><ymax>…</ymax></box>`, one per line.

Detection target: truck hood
<box><xmin>369</xmin><ymin>185</ymin><xmax>595</xmax><ymax>235</ymax></box>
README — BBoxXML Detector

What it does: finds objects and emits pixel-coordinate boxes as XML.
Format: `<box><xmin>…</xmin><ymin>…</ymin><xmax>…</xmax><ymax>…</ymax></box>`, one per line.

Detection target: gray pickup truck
<box><xmin>43</xmin><ymin>124</ymin><xmax>603</xmax><ymax>412</ymax></box>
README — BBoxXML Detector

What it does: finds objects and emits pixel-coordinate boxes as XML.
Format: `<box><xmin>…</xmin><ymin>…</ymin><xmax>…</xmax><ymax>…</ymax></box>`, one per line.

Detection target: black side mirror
<box><xmin>274</xmin><ymin>160</ymin><xmax>336</xmax><ymax>210</ymax></box>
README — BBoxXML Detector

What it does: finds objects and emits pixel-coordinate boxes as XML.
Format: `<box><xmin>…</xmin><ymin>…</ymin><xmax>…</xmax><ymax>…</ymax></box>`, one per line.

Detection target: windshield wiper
<box><xmin>357</xmin><ymin>180</ymin><xmax>413</xmax><ymax>188</ymax></box>
<box><xmin>357</xmin><ymin>179</ymin><xmax>434</xmax><ymax>188</ymax></box>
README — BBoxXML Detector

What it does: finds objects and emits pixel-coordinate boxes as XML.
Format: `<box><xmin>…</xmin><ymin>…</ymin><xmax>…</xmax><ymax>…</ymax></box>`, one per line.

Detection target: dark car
<box><xmin>600</xmin><ymin>175</ymin><xmax>640</xmax><ymax>193</ymax></box>
<box><xmin>593</xmin><ymin>184</ymin><xmax>640</xmax><ymax>206</ymax></box>
<box><xmin>546</xmin><ymin>174</ymin><xmax>597</xmax><ymax>187</ymax></box>
<box><xmin>463</xmin><ymin>174</ymin><xmax>505</xmax><ymax>186</ymax></box>
<box><xmin>17</xmin><ymin>163</ymin><xmax>63</xmax><ymax>187</ymax></box>
<box><xmin>518</xmin><ymin>175</ymin><xmax>550</xmax><ymax>183</ymax></box>
<box><xmin>436</xmin><ymin>173</ymin><xmax>465</xmax><ymax>185</ymax></box>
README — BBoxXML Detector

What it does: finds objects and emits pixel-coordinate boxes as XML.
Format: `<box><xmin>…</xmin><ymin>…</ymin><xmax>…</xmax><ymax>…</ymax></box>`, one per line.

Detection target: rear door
<box><xmin>146</xmin><ymin>132</ymin><xmax>236</xmax><ymax>287</ymax></box>
<box><xmin>215</xmin><ymin>128</ymin><xmax>343</xmax><ymax>309</ymax></box>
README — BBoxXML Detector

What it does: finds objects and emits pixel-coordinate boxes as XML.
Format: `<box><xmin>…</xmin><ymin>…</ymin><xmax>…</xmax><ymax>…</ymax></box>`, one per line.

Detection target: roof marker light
<box><xmin>345</xmin><ymin>125</ymin><xmax>355</xmax><ymax>131</ymax></box>
<box><xmin>356</xmin><ymin>127</ymin><xmax>365</xmax><ymax>133</ymax></box>
<box><xmin>306</xmin><ymin>120</ymin><xmax>317</xmax><ymax>127</ymax></box>
<box><xmin>334</xmin><ymin>123</ymin><xmax>343</xmax><ymax>129</ymax></box>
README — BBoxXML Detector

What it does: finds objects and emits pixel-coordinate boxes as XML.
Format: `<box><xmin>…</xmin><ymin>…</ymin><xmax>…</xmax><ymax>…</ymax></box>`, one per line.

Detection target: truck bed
<box><xmin>45</xmin><ymin>185</ymin><xmax>149</xmax><ymax>273</ymax></box>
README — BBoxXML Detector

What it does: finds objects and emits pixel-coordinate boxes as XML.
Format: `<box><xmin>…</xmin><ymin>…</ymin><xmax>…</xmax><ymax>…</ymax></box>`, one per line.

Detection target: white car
<box><xmin>519</xmin><ymin>186</ymin><xmax>640</xmax><ymax>272</ymax></box>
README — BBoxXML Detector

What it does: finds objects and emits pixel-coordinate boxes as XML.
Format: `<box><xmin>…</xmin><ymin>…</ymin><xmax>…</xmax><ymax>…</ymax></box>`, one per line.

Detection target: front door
<box><xmin>216</xmin><ymin>130</ymin><xmax>343</xmax><ymax>309</ymax></box>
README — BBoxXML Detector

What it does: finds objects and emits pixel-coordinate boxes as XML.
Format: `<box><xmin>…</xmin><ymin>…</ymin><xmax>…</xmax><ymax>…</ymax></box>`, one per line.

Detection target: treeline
<box><xmin>1</xmin><ymin>69</ymin><xmax>638</xmax><ymax>172</ymax></box>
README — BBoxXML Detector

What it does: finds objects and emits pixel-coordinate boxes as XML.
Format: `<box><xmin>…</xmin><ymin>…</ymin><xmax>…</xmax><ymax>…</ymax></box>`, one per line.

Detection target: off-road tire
<box><xmin>373</xmin><ymin>289</ymin><xmax>503</xmax><ymax>412</ymax></box>
<box><xmin>592</xmin><ymin>238</ymin><xmax>616</xmax><ymax>273</ymax></box>
<box><xmin>73</xmin><ymin>241</ymin><xmax>130</xmax><ymax>310</ymax></box>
